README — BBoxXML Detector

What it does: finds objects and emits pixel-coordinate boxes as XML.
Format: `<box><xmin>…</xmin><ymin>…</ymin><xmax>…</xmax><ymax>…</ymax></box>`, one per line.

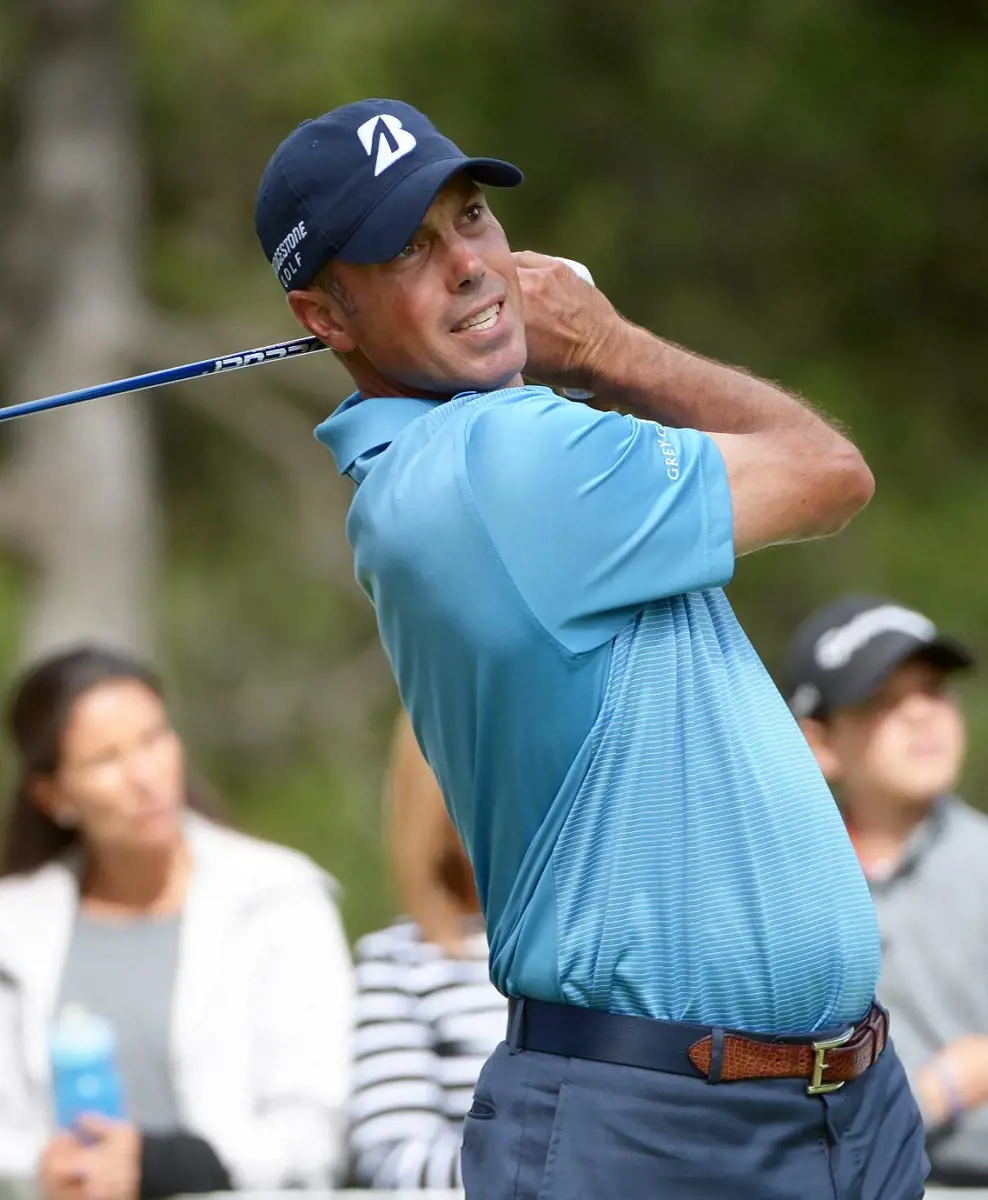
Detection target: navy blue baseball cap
<box><xmin>255</xmin><ymin>99</ymin><xmax>523</xmax><ymax>292</ymax></box>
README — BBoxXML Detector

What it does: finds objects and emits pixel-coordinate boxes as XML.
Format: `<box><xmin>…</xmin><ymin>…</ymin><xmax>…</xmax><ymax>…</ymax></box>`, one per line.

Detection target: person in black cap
<box><xmin>786</xmin><ymin>595</ymin><xmax>988</xmax><ymax>1188</ymax></box>
<box><xmin>255</xmin><ymin>102</ymin><xmax>926</xmax><ymax>1199</ymax></box>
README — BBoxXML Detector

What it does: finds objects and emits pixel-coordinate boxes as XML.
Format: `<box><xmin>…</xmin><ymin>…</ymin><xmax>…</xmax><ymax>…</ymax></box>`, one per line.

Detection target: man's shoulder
<box><xmin>372</xmin><ymin>387</ymin><xmax>624</xmax><ymax>503</ymax></box>
<box><xmin>920</xmin><ymin>797</ymin><xmax>988</xmax><ymax>892</ymax></box>
<box><xmin>460</xmin><ymin>386</ymin><xmax>600</xmax><ymax>436</ymax></box>
<box><xmin>457</xmin><ymin>388</ymin><xmax>625</xmax><ymax>500</ymax></box>
<box><xmin>424</xmin><ymin>385</ymin><xmax>577</xmax><ymax>452</ymax></box>
<box><xmin>944</xmin><ymin>796</ymin><xmax>988</xmax><ymax>843</ymax></box>
<box><xmin>365</xmin><ymin>387</ymin><xmax>576</xmax><ymax>523</ymax></box>
<box><xmin>359</xmin><ymin>388</ymin><xmax>549</xmax><ymax>478</ymax></box>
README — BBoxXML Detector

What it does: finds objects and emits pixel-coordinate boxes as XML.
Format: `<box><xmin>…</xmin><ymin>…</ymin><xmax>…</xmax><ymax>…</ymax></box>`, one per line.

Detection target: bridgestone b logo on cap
<box><xmin>357</xmin><ymin>114</ymin><xmax>417</xmax><ymax>177</ymax></box>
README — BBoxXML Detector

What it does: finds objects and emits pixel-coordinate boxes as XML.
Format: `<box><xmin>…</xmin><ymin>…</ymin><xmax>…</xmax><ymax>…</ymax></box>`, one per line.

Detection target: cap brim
<box><xmin>335</xmin><ymin>156</ymin><xmax>523</xmax><ymax>266</ymax></box>
<box><xmin>828</xmin><ymin>632</ymin><xmax>975</xmax><ymax>710</ymax></box>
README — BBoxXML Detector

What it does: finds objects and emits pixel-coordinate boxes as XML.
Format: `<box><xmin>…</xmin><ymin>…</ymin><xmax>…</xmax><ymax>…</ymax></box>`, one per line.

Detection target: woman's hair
<box><xmin>0</xmin><ymin>644</ymin><xmax>225</xmax><ymax>878</ymax></box>
<box><xmin>386</xmin><ymin>710</ymin><xmax>479</xmax><ymax>953</ymax></box>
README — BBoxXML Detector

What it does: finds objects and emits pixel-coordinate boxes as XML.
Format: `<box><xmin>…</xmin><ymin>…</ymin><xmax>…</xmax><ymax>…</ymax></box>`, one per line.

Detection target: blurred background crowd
<box><xmin>1</xmin><ymin>0</ymin><xmax>987</xmax><ymax>1196</ymax></box>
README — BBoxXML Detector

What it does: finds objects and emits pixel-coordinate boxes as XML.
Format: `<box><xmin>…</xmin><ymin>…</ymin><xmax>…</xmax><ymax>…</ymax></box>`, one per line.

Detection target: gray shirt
<box><xmin>866</xmin><ymin>796</ymin><xmax>988</xmax><ymax>1184</ymax></box>
<box><xmin>57</xmin><ymin>911</ymin><xmax>182</xmax><ymax>1133</ymax></box>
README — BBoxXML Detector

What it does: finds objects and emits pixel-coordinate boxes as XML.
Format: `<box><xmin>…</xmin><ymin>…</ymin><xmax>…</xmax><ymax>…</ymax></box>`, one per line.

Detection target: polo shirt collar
<box><xmin>315</xmin><ymin>391</ymin><xmax>444</xmax><ymax>479</ymax></box>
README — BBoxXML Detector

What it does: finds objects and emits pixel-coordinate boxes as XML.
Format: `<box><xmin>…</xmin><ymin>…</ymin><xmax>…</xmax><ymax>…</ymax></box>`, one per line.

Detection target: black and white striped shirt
<box><xmin>348</xmin><ymin>918</ymin><xmax>507</xmax><ymax>1190</ymax></box>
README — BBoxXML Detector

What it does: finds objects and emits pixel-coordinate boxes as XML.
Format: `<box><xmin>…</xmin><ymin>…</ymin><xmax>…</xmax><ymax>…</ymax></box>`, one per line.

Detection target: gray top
<box><xmin>867</xmin><ymin>796</ymin><xmax>988</xmax><ymax>1183</ymax></box>
<box><xmin>57</xmin><ymin>910</ymin><xmax>182</xmax><ymax>1133</ymax></box>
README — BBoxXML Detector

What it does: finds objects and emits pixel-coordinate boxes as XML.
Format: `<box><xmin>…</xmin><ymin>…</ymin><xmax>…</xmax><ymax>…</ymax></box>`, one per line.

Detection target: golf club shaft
<box><xmin>0</xmin><ymin>335</ymin><xmax>327</xmax><ymax>424</ymax></box>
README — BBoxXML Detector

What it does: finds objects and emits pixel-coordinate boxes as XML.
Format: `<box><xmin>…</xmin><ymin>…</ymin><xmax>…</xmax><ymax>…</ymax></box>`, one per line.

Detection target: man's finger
<box><xmin>512</xmin><ymin>250</ymin><xmax>559</xmax><ymax>269</ymax></box>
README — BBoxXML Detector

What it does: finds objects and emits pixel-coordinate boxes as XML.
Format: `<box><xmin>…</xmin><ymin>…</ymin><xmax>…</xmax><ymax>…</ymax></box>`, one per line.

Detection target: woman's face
<box><xmin>38</xmin><ymin>679</ymin><xmax>187</xmax><ymax>855</ymax></box>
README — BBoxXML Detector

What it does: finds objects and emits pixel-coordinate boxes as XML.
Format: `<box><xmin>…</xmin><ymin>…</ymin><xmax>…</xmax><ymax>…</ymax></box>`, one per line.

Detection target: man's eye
<box><xmin>464</xmin><ymin>203</ymin><xmax>485</xmax><ymax>221</ymax></box>
<box><xmin>394</xmin><ymin>243</ymin><xmax>417</xmax><ymax>260</ymax></box>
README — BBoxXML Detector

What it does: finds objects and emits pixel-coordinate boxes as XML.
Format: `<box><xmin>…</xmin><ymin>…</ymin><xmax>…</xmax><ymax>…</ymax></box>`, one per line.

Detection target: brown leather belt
<box><xmin>687</xmin><ymin>1002</ymin><xmax>889</xmax><ymax>1093</ymax></box>
<box><xmin>507</xmin><ymin>997</ymin><xmax>888</xmax><ymax>1095</ymax></box>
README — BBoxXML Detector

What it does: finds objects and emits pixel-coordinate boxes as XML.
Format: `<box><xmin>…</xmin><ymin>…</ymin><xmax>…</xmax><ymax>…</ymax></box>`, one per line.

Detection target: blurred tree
<box><xmin>0</xmin><ymin>0</ymin><xmax>156</xmax><ymax>657</ymax></box>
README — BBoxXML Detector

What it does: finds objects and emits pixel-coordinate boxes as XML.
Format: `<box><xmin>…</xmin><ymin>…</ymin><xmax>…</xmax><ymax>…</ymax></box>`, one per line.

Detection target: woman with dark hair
<box><xmin>347</xmin><ymin>710</ymin><xmax>506</xmax><ymax>1191</ymax></box>
<box><xmin>0</xmin><ymin>645</ymin><xmax>354</xmax><ymax>1200</ymax></box>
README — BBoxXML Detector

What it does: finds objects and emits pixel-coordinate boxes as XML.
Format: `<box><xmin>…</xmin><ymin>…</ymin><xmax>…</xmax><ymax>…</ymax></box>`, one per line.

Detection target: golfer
<box><xmin>256</xmin><ymin>99</ymin><xmax>927</xmax><ymax>1198</ymax></box>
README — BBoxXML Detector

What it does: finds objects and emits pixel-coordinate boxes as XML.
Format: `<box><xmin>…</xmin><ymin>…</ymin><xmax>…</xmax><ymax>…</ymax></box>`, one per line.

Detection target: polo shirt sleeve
<box><xmin>463</xmin><ymin>394</ymin><xmax>735</xmax><ymax>653</ymax></box>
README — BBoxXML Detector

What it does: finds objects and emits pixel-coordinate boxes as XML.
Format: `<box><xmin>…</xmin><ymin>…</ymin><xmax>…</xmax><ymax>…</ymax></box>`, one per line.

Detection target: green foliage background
<box><xmin>2</xmin><ymin>0</ymin><xmax>987</xmax><ymax>940</ymax></box>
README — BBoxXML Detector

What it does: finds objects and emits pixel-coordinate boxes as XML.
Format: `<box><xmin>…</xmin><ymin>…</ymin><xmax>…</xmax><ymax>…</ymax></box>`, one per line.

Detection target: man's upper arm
<box><xmin>708</xmin><ymin>429</ymin><xmax>871</xmax><ymax>555</ymax></box>
<box><xmin>463</xmin><ymin>394</ymin><xmax>735</xmax><ymax>653</ymax></box>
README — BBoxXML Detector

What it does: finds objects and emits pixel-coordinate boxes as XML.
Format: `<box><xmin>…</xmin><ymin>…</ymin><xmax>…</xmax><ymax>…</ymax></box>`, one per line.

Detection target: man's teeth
<box><xmin>457</xmin><ymin>303</ymin><xmax>500</xmax><ymax>332</ymax></box>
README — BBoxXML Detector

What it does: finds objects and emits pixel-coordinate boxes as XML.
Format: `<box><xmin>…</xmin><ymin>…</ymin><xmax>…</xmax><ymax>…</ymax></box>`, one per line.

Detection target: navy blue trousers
<box><xmin>462</xmin><ymin>1036</ymin><xmax>929</xmax><ymax>1199</ymax></box>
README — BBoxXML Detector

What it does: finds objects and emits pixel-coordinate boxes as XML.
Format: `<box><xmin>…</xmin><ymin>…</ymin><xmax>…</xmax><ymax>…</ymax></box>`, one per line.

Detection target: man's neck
<box><xmin>345</xmin><ymin>355</ymin><xmax>524</xmax><ymax>401</ymax></box>
<box><xmin>841</xmin><ymin>790</ymin><xmax>938</xmax><ymax>876</ymax></box>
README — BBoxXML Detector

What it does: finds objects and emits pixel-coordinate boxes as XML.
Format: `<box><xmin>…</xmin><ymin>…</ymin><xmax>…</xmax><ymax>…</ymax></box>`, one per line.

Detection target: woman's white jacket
<box><xmin>0</xmin><ymin>813</ymin><xmax>354</xmax><ymax>1188</ymax></box>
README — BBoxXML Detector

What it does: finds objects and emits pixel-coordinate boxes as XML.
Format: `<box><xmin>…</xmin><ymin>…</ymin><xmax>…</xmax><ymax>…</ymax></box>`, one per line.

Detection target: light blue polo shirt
<box><xmin>317</xmin><ymin>385</ymin><xmax>880</xmax><ymax>1033</ymax></box>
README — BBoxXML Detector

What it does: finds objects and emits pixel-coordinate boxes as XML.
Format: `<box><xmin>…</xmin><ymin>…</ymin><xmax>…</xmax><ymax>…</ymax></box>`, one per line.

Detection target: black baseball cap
<box><xmin>784</xmin><ymin>595</ymin><xmax>974</xmax><ymax>720</ymax></box>
<box><xmin>254</xmin><ymin>99</ymin><xmax>523</xmax><ymax>292</ymax></box>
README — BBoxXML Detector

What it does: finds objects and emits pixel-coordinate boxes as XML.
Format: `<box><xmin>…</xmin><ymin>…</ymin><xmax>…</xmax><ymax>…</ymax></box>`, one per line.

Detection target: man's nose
<box><xmin>445</xmin><ymin>234</ymin><xmax>485</xmax><ymax>290</ymax></box>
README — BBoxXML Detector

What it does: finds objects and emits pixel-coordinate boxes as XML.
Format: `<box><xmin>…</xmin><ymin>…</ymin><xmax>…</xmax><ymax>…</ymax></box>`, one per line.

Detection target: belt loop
<box><xmin>507</xmin><ymin>998</ymin><xmax>525</xmax><ymax>1055</ymax></box>
<box><xmin>707</xmin><ymin>1028</ymin><xmax>726</xmax><ymax>1084</ymax></box>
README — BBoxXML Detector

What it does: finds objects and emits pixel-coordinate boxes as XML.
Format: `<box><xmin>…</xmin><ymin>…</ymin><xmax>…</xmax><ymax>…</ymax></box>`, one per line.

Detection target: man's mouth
<box><xmin>453</xmin><ymin>302</ymin><xmax>502</xmax><ymax>333</ymax></box>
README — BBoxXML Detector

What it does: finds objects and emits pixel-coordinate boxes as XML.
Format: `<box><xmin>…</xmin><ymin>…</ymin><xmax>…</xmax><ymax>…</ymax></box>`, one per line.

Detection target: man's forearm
<box><xmin>584</xmin><ymin>320</ymin><xmax>835</xmax><ymax>438</ymax></box>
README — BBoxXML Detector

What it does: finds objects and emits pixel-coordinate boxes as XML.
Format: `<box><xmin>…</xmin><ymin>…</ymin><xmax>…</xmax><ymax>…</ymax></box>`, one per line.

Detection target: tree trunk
<box><xmin>1</xmin><ymin>0</ymin><xmax>156</xmax><ymax>659</ymax></box>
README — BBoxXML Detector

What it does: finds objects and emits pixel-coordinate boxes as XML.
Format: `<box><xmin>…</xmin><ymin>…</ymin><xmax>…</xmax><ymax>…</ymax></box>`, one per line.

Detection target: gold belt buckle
<box><xmin>807</xmin><ymin>1026</ymin><xmax>854</xmax><ymax>1095</ymax></box>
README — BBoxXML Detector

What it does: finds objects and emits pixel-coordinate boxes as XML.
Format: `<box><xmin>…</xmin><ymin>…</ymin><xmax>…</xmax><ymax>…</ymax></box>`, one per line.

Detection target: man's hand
<box><xmin>513</xmin><ymin>251</ymin><xmax>621</xmax><ymax>393</ymax></box>
<box><xmin>73</xmin><ymin>1116</ymin><xmax>141</xmax><ymax>1200</ymax></box>
<box><xmin>914</xmin><ymin>1035</ymin><xmax>988</xmax><ymax>1127</ymax></box>
<box><xmin>38</xmin><ymin>1132</ymin><xmax>89</xmax><ymax>1200</ymax></box>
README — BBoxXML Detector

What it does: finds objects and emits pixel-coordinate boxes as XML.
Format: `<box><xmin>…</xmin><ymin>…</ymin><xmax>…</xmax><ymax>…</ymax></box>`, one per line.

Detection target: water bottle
<box><xmin>49</xmin><ymin>1005</ymin><xmax>125</xmax><ymax>1131</ymax></box>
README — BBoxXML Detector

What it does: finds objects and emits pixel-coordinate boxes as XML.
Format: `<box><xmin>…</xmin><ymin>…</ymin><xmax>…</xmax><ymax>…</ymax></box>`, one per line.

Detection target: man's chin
<box><xmin>459</xmin><ymin>348</ymin><xmax>527</xmax><ymax>395</ymax></box>
<box><xmin>477</xmin><ymin>367</ymin><xmax>525</xmax><ymax>393</ymax></box>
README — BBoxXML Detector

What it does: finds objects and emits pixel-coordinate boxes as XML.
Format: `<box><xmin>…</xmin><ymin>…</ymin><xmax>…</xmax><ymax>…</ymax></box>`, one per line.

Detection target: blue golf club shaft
<box><xmin>0</xmin><ymin>335</ymin><xmax>327</xmax><ymax>424</ymax></box>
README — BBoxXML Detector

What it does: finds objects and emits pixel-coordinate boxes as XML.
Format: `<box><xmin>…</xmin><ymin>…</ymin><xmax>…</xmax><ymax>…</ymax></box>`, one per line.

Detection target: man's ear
<box><xmin>287</xmin><ymin>287</ymin><xmax>358</xmax><ymax>353</ymax></box>
<box><xmin>799</xmin><ymin>717</ymin><xmax>843</xmax><ymax>782</ymax></box>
